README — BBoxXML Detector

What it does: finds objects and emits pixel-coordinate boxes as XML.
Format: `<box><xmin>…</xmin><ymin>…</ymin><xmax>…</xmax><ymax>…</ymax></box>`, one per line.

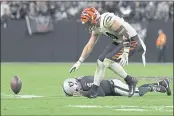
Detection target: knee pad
<box><xmin>103</xmin><ymin>58</ymin><xmax>114</xmax><ymax>67</ymax></box>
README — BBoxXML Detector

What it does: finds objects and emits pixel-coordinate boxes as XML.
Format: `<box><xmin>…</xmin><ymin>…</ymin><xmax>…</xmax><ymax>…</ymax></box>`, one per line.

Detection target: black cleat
<box><xmin>124</xmin><ymin>76</ymin><xmax>138</xmax><ymax>97</ymax></box>
<box><xmin>159</xmin><ymin>78</ymin><xmax>171</xmax><ymax>96</ymax></box>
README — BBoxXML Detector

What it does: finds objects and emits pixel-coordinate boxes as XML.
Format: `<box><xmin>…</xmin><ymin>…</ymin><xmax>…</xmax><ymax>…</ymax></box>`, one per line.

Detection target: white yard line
<box><xmin>67</xmin><ymin>104</ymin><xmax>173</xmax><ymax>112</ymax></box>
<box><xmin>114</xmin><ymin>108</ymin><xmax>147</xmax><ymax>111</ymax></box>
<box><xmin>1</xmin><ymin>93</ymin><xmax>45</xmax><ymax>99</ymax></box>
<box><xmin>1</xmin><ymin>93</ymin><xmax>173</xmax><ymax>112</ymax></box>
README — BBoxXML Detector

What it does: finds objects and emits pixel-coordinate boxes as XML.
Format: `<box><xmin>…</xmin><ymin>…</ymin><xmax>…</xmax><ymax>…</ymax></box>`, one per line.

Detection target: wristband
<box><xmin>79</xmin><ymin>57</ymin><xmax>85</xmax><ymax>63</ymax></box>
<box><xmin>124</xmin><ymin>47</ymin><xmax>130</xmax><ymax>53</ymax></box>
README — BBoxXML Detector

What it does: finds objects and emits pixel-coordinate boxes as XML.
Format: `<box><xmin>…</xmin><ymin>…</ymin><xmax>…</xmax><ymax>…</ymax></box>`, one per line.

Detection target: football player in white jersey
<box><xmin>69</xmin><ymin>7</ymin><xmax>146</xmax><ymax>98</ymax></box>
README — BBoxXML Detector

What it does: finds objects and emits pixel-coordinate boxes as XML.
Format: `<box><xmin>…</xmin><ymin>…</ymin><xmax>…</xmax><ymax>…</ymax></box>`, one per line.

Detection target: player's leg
<box><xmin>142</xmin><ymin>78</ymin><xmax>171</xmax><ymax>96</ymax></box>
<box><xmin>139</xmin><ymin>85</ymin><xmax>166</xmax><ymax>96</ymax></box>
<box><xmin>110</xmin><ymin>79</ymin><xmax>140</xmax><ymax>97</ymax></box>
<box><xmin>103</xmin><ymin>36</ymin><xmax>140</xmax><ymax>97</ymax></box>
<box><xmin>111</xmin><ymin>79</ymin><xmax>167</xmax><ymax>97</ymax></box>
<box><xmin>103</xmin><ymin>42</ymin><xmax>128</xmax><ymax>78</ymax></box>
<box><xmin>86</xmin><ymin>42</ymin><xmax>117</xmax><ymax>98</ymax></box>
<box><xmin>138</xmin><ymin>84</ymin><xmax>168</xmax><ymax>97</ymax></box>
<box><xmin>87</xmin><ymin>59</ymin><xmax>106</xmax><ymax>98</ymax></box>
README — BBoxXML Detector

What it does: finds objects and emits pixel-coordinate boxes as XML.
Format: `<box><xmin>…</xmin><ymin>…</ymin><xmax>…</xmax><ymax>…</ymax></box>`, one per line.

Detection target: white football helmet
<box><xmin>62</xmin><ymin>78</ymin><xmax>81</xmax><ymax>96</ymax></box>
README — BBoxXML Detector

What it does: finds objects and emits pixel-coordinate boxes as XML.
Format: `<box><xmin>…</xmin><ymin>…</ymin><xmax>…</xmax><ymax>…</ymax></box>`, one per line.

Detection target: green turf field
<box><xmin>1</xmin><ymin>63</ymin><xmax>173</xmax><ymax>115</ymax></box>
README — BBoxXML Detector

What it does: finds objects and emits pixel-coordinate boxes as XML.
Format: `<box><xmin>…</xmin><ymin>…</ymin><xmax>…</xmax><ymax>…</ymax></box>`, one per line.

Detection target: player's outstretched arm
<box><xmin>69</xmin><ymin>32</ymin><xmax>100</xmax><ymax>73</ymax></box>
<box><xmin>78</xmin><ymin>32</ymin><xmax>100</xmax><ymax>62</ymax></box>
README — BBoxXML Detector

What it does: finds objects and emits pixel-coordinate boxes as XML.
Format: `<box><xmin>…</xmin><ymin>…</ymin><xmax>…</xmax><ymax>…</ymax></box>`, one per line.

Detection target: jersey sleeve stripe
<box><xmin>103</xmin><ymin>14</ymin><xmax>109</xmax><ymax>28</ymax></box>
<box><xmin>106</xmin><ymin>16</ymin><xmax>112</xmax><ymax>24</ymax></box>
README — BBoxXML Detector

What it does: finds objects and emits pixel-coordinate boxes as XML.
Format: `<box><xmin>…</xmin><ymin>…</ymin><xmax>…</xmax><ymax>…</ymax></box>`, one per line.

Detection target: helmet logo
<box><xmin>68</xmin><ymin>81</ymin><xmax>74</xmax><ymax>87</ymax></box>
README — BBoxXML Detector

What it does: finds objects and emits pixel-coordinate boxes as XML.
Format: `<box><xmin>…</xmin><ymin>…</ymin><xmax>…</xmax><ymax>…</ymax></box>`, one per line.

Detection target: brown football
<box><xmin>10</xmin><ymin>76</ymin><xmax>22</xmax><ymax>94</ymax></box>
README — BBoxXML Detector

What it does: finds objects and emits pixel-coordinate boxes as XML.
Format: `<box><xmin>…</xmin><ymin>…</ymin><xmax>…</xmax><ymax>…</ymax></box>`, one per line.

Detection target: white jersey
<box><xmin>93</xmin><ymin>12</ymin><xmax>137</xmax><ymax>43</ymax></box>
<box><xmin>93</xmin><ymin>12</ymin><xmax>146</xmax><ymax>66</ymax></box>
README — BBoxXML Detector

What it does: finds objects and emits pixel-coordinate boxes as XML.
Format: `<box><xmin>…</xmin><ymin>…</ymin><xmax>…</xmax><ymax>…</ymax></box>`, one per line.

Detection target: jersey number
<box><xmin>106</xmin><ymin>32</ymin><xmax>119</xmax><ymax>40</ymax></box>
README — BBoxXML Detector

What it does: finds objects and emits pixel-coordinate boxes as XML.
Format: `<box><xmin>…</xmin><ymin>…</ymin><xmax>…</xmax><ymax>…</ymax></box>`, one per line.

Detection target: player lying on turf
<box><xmin>62</xmin><ymin>76</ymin><xmax>171</xmax><ymax>97</ymax></box>
<box><xmin>69</xmin><ymin>7</ymin><xmax>146</xmax><ymax>98</ymax></box>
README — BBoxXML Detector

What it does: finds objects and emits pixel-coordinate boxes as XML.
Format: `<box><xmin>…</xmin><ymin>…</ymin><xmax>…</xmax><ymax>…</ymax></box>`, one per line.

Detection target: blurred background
<box><xmin>1</xmin><ymin>1</ymin><xmax>173</xmax><ymax>62</ymax></box>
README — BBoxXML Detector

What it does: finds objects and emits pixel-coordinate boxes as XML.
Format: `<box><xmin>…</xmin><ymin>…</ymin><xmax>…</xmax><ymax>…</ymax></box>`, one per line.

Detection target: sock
<box><xmin>93</xmin><ymin>59</ymin><xmax>106</xmax><ymax>86</ymax></box>
<box><xmin>109</xmin><ymin>62</ymin><xmax>128</xmax><ymax>78</ymax></box>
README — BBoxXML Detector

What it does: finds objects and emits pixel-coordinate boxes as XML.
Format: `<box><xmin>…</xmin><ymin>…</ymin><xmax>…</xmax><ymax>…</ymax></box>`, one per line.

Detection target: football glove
<box><xmin>69</xmin><ymin>61</ymin><xmax>81</xmax><ymax>73</ymax></box>
<box><xmin>117</xmin><ymin>47</ymin><xmax>129</xmax><ymax>66</ymax></box>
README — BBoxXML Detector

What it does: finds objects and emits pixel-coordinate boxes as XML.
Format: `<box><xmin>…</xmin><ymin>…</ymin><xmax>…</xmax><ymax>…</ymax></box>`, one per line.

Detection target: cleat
<box><xmin>125</xmin><ymin>76</ymin><xmax>138</xmax><ymax>97</ymax></box>
<box><xmin>159</xmin><ymin>78</ymin><xmax>171</xmax><ymax>96</ymax></box>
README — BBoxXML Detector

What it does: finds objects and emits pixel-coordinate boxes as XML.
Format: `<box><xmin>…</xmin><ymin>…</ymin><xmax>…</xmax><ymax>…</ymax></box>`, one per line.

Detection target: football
<box><xmin>10</xmin><ymin>76</ymin><xmax>22</xmax><ymax>94</ymax></box>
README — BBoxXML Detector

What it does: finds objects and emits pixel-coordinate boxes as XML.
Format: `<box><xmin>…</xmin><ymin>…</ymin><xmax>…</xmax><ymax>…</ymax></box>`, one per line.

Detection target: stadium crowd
<box><xmin>1</xmin><ymin>1</ymin><xmax>172</xmax><ymax>63</ymax></box>
<box><xmin>1</xmin><ymin>1</ymin><xmax>173</xmax><ymax>22</ymax></box>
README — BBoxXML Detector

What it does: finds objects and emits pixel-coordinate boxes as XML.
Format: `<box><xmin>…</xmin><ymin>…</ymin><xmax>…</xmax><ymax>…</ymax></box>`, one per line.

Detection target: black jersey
<box><xmin>76</xmin><ymin>76</ymin><xmax>117</xmax><ymax>96</ymax></box>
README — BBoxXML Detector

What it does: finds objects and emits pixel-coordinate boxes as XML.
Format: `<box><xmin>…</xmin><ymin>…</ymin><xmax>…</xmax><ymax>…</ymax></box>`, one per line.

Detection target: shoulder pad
<box><xmin>102</xmin><ymin>12</ymin><xmax>115</xmax><ymax>28</ymax></box>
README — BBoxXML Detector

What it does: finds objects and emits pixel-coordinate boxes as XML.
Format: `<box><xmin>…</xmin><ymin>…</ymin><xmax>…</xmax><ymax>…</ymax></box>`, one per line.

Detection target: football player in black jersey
<box><xmin>62</xmin><ymin>76</ymin><xmax>171</xmax><ymax>97</ymax></box>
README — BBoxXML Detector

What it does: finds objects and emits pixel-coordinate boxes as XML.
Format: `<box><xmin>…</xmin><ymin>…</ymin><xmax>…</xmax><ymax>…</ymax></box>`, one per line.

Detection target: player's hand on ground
<box><xmin>117</xmin><ymin>52</ymin><xmax>129</xmax><ymax>66</ymax></box>
<box><xmin>69</xmin><ymin>61</ymin><xmax>81</xmax><ymax>73</ymax></box>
